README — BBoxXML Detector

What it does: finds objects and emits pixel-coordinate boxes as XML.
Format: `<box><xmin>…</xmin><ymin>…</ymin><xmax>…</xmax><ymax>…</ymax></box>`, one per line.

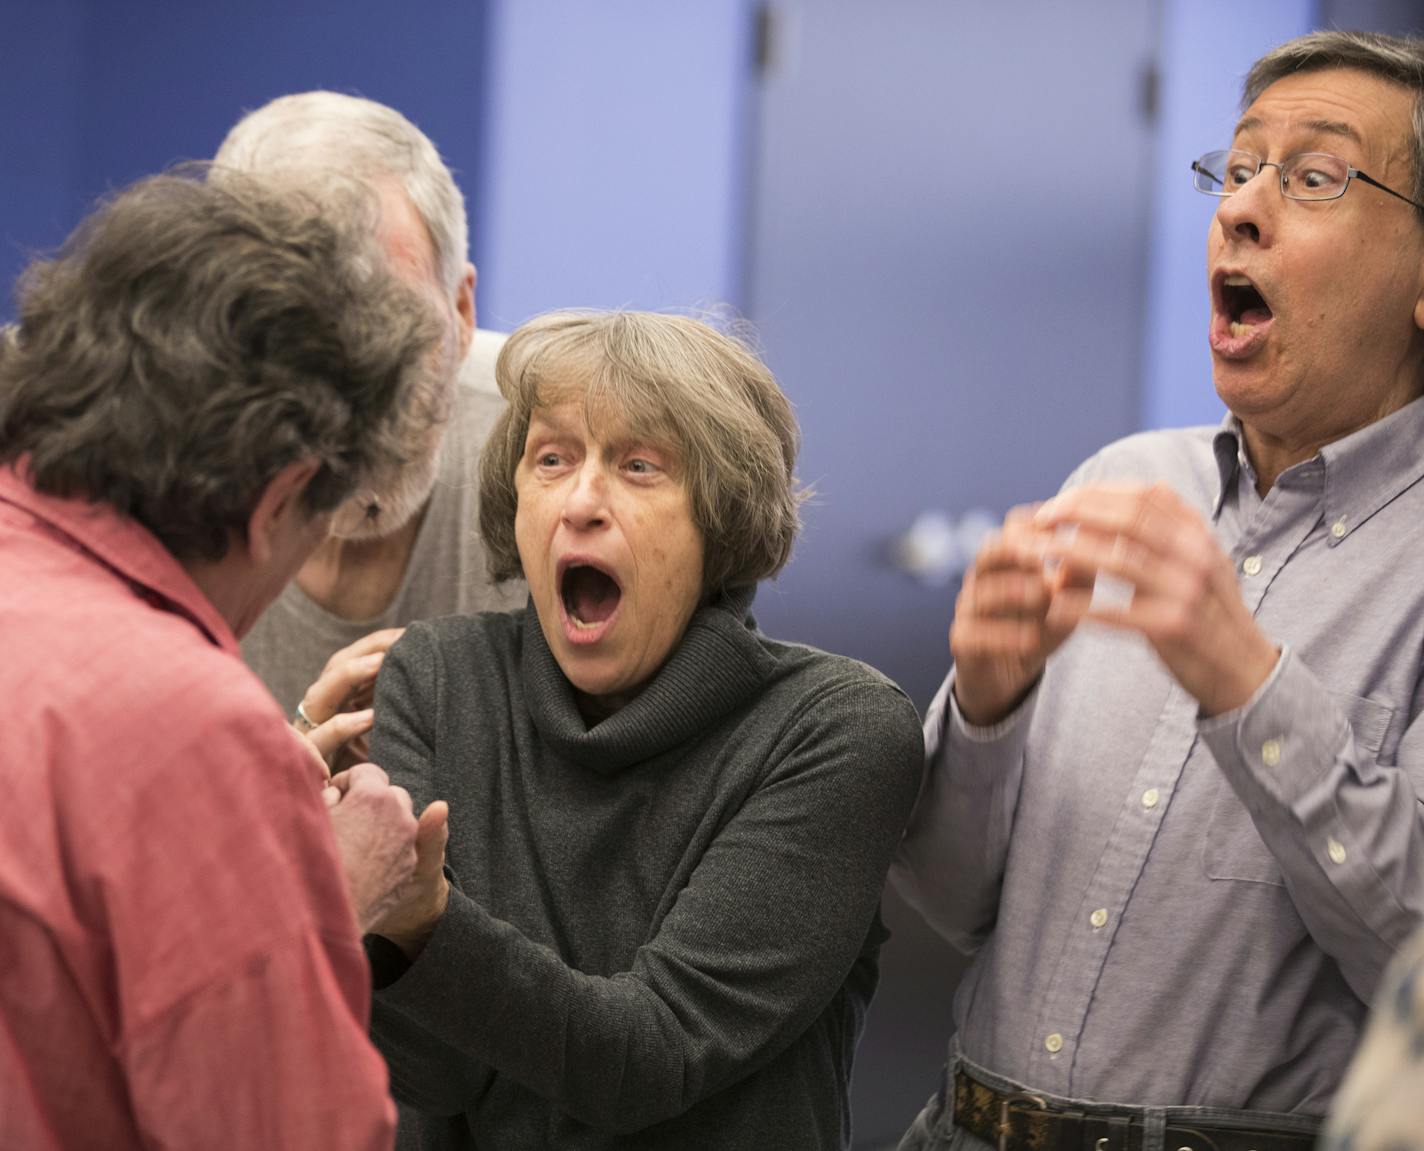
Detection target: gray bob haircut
<box><xmin>0</xmin><ymin>167</ymin><xmax>443</xmax><ymax>562</ymax></box>
<box><xmin>479</xmin><ymin>310</ymin><xmax>807</xmax><ymax>593</ymax></box>
<box><xmin>215</xmin><ymin>91</ymin><xmax>469</xmax><ymax>292</ymax></box>
<box><xmin>1245</xmin><ymin>30</ymin><xmax>1424</xmax><ymax>218</ymax></box>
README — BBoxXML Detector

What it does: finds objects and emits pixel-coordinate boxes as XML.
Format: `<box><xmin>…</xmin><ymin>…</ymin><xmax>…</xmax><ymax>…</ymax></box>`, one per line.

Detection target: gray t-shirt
<box><xmin>242</xmin><ymin>333</ymin><xmax>526</xmax><ymax>711</ymax></box>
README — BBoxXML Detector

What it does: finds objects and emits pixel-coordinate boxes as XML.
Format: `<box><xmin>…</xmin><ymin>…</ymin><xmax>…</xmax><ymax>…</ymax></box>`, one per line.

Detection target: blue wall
<box><xmin>1140</xmin><ymin>0</ymin><xmax>1315</xmax><ymax>430</ymax></box>
<box><xmin>1</xmin><ymin>0</ymin><xmax>489</xmax><ymax>323</ymax></box>
<box><xmin>475</xmin><ymin>0</ymin><xmax>753</xmax><ymax>329</ymax></box>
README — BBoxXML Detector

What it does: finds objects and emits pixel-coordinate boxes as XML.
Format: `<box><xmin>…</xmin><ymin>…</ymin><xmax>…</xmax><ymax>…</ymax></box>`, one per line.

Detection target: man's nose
<box><xmin>561</xmin><ymin>462</ymin><xmax>609</xmax><ymax>528</ymax></box>
<box><xmin>1215</xmin><ymin>165</ymin><xmax>1278</xmax><ymax>245</ymax></box>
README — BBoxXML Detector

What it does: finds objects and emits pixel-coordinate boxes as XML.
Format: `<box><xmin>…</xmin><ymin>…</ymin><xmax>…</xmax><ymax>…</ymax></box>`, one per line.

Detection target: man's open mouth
<box><xmin>560</xmin><ymin>561</ymin><xmax>622</xmax><ymax>630</ymax></box>
<box><xmin>1219</xmin><ymin>273</ymin><xmax>1273</xmax><ymax>337</ymax></box>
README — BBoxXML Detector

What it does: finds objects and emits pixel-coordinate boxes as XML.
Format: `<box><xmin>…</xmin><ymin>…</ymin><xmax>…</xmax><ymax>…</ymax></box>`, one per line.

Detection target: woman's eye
<box><xmin>537</xmin><ymin>452</ymin><xmax>561</xmax><ymax>467</ymax></box>
<box><xmin>626</xmin><ymin>459</ymin><xmax>654</xmax><ymax>475</ymax></box>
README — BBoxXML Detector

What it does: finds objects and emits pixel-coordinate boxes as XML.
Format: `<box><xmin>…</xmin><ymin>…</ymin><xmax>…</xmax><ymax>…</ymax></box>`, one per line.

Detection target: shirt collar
<box><xmin>0</xmin><ymin>463</ymin><xmax>239</xmax><ymax>652</ymax></box>
<box><xmin>1210</xmin><ymin>413</ymin><xmax>1246</xmax><ymax>520</ymax></box>
<box><xmin>1314</xmin><ymin>395</ymin><xmax>1424</xmax><ymax>543</ymax></box>
<box><xmin>1209</xmin><ymin>397</ymin><xmax>1424</xmax><ymax>541</ymax></box>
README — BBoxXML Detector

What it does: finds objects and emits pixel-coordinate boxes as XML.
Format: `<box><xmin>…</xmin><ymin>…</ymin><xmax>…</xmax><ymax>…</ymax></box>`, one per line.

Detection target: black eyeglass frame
<box><xmin>1190</xmin><ymin>149</ymin><xmax>1424</xmax><ymax>213</ymax></box>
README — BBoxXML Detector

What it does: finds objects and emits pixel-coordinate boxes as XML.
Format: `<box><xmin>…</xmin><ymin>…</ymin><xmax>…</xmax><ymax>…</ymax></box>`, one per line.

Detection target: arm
<box><xmin>107</xmin><ymin>687</ymin><xmax>396</xmax><ymax>1150</ymax></box>
<box><xmin>372</xmin><ymin>642</ymin><xmax>923</xmax><ymax>1134</ymax></box>
<box><xmin>1199</xmin><ymin>649</ymin><xmax>1424</xmax><ymax>999</ymax></box>
<box><xmin>1038</xmin><ymin>482</ymin><xmax>1424</xmax><ymax>999</ymax></box>
<box><xmin>890</xmin><ymin>669</ymin><xmax>1037</xmax><ymax>952</ymax></box>
<box><xmin>889</xmin><ymin>502</ymin><xmax>1083</xmax><ymax>951</ymax></box>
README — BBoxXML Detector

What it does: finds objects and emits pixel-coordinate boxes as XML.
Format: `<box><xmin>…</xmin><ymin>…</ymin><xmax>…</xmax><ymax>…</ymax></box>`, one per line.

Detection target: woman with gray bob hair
<box><xmin>0</xmin><ymin>167</ymin><xmax>443</xmax><ymax>562</ymax></box>
<box><xmin>364</xmin><ymin>308</ymin><xmax>924</xmax><ymax>1149</ymax></box>
<box><xmin>478</xmin><ymin>309</ymin><xmax>803</xmax><ymax>591</ymax></box>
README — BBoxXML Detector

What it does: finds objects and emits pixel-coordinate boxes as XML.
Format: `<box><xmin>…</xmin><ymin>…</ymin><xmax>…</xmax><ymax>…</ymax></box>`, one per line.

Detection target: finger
<box><xmin>342</xmin><ymin>760</ymin><xmax>390</xmax><ymax>790</ymax></box>
<box><xmin>389</xmin><ymin>782</ymin><xmax>416</xmax><ymax>818</ymax></box>
<box><xmin>321</xmin><ymin>784</ymin><xmax>341</xmax><ymax>808</ymax></box>
<box><xmin>1035</xmin><ymin>483</ymin><xmax>1188</xmax><ymax>557</ymax></box>
<box><xmin>953</xmin><ymin>616</ymin><xmax>1054</xmax><ymax>656</ymax></box>
<box><xmin>323</xmin><ymin>627</ymin><xmax>406</xmax><ymax>669</ymax></box>
<box><xmin>302</xmin><ymin>652</ymin><xmax>387</xmax><ymax>722</ymax></box>
<box><xmin>413</xmin><ymin>801</ymin><xmax>449</xmax><ymax>878</ymax></box>
<box><xmin>966</xmin><ymin>567</ymin><xmax>1054</xmax><ymax>618</ymax></box>
<box><xmin>970</xmin><ymin>529</ymin><xmax>1051</xmax><ymax>580</ymax></box>
<box><xmin>1003</xmin><ymin>501</ymin><xmax>1045</xmax><ymax>528</ymax></box>
<box><xmin>289</xmin><ymin>726</ymin><xmax>332</xmax><ymax>782</ymax></box>
<box><xmin>1045</xmin><ymin>528</ymin><xmax>1155</xmax><ymax>590</ymax></box>
<box><xmin>305</xmin><ymin>708</ymin><xmax>375</xmax><ymax>761</ymax></box>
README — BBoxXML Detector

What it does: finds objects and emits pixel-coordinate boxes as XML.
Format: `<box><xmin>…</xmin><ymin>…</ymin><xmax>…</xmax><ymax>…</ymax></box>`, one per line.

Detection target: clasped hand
<box><xmin>951</xmin><ymin>482</ymin><xmax>1279</xmax><ymax>726</ymax></box>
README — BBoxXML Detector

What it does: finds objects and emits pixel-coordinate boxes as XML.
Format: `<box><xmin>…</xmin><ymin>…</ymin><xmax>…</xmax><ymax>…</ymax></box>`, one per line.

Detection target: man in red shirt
<box><xmin>0</xmin><ymin>169</ymin><xmax>448</xmax><ymax>1148</ymax></box>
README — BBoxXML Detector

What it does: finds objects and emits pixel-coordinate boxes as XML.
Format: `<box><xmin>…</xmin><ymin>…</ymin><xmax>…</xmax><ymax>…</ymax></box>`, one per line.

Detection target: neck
<box><xmin>1241</xmin><ymin>388</ymin><xmax>1423</xmax><ymax>496</ymax></box>
<box><xmin>296</xmin><ymin>502</ymin><xmax>427</xmax><ymax>620</ymax></box>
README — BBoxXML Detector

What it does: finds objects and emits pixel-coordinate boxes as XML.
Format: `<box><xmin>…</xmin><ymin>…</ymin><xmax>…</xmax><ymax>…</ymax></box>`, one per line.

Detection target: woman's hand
<box><xmin>291</xmin><ymin>627</ymin><xmax>405</xmax><ymax>772</ymax></box>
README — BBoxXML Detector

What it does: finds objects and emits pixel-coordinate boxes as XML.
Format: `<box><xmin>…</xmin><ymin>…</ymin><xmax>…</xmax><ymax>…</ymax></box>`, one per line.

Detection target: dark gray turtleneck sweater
<box><xmin>368</xmin><ymin>588</ymin><xmax>923</xmax><ymax>1150</ymax></box>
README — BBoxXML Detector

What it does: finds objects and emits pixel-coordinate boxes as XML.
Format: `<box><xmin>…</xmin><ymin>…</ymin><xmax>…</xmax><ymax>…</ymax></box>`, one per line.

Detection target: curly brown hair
<box><xmin>0</xmin><ymin>167</ymin><xmax>443</xmax><ymax>561</ymax></box>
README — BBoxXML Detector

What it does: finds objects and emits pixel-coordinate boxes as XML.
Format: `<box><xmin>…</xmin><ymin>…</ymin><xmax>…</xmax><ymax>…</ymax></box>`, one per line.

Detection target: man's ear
<box><xmin>246</xmin><ymin>459</ymin><xmax>323</xmax><ymax>568</ymax></box>
<box><xmin>454</xmin><ymin>261</ymin><xmax>476</xmax><ymax>359</ymax></box>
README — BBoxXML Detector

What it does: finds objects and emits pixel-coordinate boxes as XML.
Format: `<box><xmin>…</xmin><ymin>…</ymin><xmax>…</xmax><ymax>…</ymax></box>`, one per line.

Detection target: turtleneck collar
<box><xmin>522</xmin><ymin>584</ymin><xmax>776</xmax><ymax>773</ymax></box>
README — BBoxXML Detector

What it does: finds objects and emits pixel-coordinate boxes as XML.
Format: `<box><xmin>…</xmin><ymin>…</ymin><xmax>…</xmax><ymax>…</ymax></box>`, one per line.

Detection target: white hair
<box><xmin>215</xmin><ymin>91</ymin><xmax>469</xmax><ymax>293</ymax></box>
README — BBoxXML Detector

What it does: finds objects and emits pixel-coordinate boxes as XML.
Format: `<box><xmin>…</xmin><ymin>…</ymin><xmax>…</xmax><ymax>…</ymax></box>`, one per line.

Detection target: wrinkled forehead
<box><xmin>529</xmin><ymin>371</ymin><xmax>686</xmax><ymax>455</ymax></box>
<box><xmin>1235</xmin><ymin>68</ymin><xmax>1416</xmax><ymax>169</ymax></box>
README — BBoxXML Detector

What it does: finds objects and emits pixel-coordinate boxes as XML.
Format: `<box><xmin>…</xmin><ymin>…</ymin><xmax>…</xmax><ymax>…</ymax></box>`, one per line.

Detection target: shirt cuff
<box><xmin>945</xmin><ymin>667</ymin><xmax>1040</xmax><ymax>746</ymax></box>
<box><xmin>1197</xmin><ymin>646</ymin><xmax>1351</xmax><ymax>809</ymax></box>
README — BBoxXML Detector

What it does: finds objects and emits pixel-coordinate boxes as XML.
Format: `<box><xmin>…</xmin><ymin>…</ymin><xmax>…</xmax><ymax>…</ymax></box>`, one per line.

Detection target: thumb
<box><xmin>414</xmin><ymin>801</ymin><xmax>449</xmax><ymax>878</ymax></box>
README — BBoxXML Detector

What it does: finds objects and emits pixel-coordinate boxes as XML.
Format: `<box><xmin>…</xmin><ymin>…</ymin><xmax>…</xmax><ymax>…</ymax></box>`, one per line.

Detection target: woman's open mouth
<box><xmin>558</xmin><ymin>559</ymin><xmax>622</xmax><ymax>644</ymax></box>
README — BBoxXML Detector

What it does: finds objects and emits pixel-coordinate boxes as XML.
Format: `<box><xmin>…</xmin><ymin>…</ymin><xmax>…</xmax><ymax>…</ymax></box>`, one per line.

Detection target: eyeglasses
<box><xmin>1190</xmin><ymin>148</ymin><xmax>1424</xmax><ymax>212</ymax></box>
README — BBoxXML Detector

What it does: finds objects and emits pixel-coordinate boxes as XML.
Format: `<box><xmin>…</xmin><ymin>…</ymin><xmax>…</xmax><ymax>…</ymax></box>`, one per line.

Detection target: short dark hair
<box><xmin>479</xmin><ymin>309</ymin><xmax>805</xmax><ymax>592</ymax></box>
<box><xmin>0</xmin><ymin>167</ymin><xmax>442</xmax><ymax>561</ymax></box>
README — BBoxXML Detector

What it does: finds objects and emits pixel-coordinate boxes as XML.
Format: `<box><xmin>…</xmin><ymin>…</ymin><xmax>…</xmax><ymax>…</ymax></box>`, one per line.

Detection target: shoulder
<box><xmin>1068</xmin><ymin>425</ymin><xmax>1219</xmax><ymax>488</ymax></box>
<box><xmin>386</xmin><ymin>608</ymin><xmax>527</xmax><ymax>688</ymax></box>
<box><xmin>759</xmin><ymin>638</ymin><xmax>923</xmax><ymax>754</ymax></box>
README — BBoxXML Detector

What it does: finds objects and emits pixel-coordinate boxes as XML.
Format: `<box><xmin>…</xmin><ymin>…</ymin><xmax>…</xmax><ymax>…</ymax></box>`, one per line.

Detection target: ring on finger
<box><xmin>293</xmin><ymin>699</ymin><xmax>320</xmax><ymax>733</ymax></box>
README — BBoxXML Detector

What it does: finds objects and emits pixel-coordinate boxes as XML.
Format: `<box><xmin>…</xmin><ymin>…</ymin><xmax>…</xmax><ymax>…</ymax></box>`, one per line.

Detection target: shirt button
<box><xmin>1330</xmin><ymin>519</ymin><xmax>1346</xmax><ymax>540</ymax></box>
<box><xmin>1044</xmin><ymin>1033</ymin><xmax>1064</xmax><ymax>1053</ymax></box>
<box><xmin>1090</xmin><ymin>908</ymin><xmax>1108</xmax><ymax>928</ymax></box>
<box><xmin>1141</xmin><ymin>788</ymin><xmax>1160</xmax><ymax>808</ymax></box>
<box><xmin>1327</xmin><ymin>838</ymin><xmax>1347</xmax><ymax>864</ymax></box>
<box><xmin>1261</xmin><ymin>738</ymin><xmax>1282</xmax><ymax>767</ymax></box>
<box><xmin>1242</xmin><ymin>555</ymin><xmax>1263</xmax><ymax>577</ymax></box>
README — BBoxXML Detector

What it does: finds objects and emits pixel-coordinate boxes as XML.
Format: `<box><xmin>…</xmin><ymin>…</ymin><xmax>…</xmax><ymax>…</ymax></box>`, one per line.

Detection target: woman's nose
<box><xmin>561</xmin><ymin>462</ymin><xmax>608</xmax><ymax>528</ymax></box>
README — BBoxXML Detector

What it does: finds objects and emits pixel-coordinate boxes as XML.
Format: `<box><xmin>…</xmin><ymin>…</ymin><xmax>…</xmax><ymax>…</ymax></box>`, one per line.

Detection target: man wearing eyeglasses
<box><xmin>893</xmin><ymin>29</ymin><xmax>1424</xmax><ymax>1151</ymax></box>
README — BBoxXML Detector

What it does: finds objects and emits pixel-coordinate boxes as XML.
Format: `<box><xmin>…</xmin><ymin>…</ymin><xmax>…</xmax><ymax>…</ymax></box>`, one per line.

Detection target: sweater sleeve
<box><xmin>365</xmin><ymin>625</ymin><xmax>477</xmax><ymax>1117</ymax></box>
<box><xmin>371</xmin><ymin>646</ymin><xmax>923</xmax><ymax>1135</ymax></box>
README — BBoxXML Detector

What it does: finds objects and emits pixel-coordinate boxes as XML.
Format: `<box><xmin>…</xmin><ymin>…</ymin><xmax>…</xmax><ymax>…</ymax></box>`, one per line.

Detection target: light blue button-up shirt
<box><xmin>893</xmin><ymin>397</ymin><xmax>1424</xmax><ymax>1115</ymax></box>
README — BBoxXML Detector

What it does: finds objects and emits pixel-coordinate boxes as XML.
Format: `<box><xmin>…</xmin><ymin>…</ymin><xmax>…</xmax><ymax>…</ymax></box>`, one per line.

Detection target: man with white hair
<box><xmin>216</xmin><ymin>92</ymin><xmax>523</xmax><ymax>739</ymax></box>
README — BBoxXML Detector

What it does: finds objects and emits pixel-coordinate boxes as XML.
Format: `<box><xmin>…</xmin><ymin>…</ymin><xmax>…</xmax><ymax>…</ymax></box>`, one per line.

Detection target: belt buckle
<box><xmin>996</xmin><ymin>1091</ymin><xmax>1048</xmax><ymax>1151</ymax></box>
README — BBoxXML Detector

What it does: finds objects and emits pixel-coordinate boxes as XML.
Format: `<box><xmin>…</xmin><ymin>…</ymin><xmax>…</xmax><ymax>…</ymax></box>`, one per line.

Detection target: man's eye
<box><xmin>1299</xmin><ymin>167</ymin><xmax>1340</xmax><ymax>190</ymax></box>
<box><xmin>1227</xmin><ymin>165</ymin><xmax>1255</xmax><ymax>186</ymax></box>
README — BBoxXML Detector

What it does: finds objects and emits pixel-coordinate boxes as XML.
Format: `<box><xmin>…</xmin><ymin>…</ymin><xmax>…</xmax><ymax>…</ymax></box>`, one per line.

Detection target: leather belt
<box><xmin>952</xmin><ymin>1068</ymin><xmax>1320</xmax><ymax>1151</ymax></box>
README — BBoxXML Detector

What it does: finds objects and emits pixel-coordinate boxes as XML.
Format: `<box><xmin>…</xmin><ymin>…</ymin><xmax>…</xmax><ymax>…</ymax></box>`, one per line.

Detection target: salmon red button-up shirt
<box><xmin>0</xmin><ymin>465</ymin><xmax>395</xmax><ymax>1150</ymax></box>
